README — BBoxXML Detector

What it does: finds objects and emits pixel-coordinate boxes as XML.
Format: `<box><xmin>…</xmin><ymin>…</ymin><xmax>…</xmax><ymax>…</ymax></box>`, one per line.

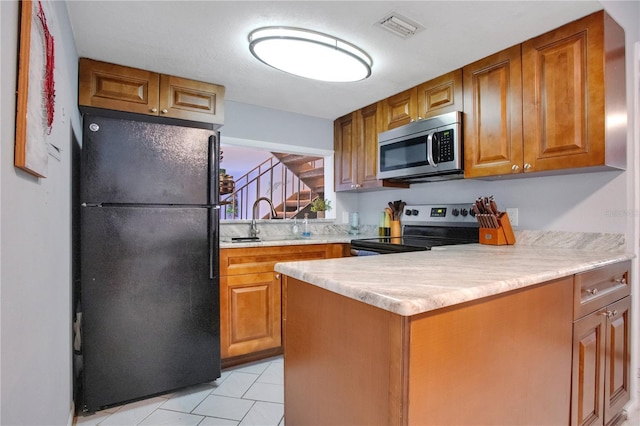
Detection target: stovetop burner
<box><xmin>351</xmin><ymin>203</ymin><xmax>479</xmax><ymax>255</ymax></box>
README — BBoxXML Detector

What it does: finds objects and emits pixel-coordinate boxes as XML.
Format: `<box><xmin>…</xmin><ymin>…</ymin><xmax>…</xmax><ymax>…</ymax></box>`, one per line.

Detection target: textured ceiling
<box><xmin>66</xmin><ymin>1</ymin><xmax>602</xmax><ymax>120</ymax></box>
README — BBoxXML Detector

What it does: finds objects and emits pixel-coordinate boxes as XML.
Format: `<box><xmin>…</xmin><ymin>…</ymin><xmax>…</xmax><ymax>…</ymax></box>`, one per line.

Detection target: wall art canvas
<box><xmin>15</xmin><ymin>0</ymin><xmax>56</xmax><ymax>178</ymax></box>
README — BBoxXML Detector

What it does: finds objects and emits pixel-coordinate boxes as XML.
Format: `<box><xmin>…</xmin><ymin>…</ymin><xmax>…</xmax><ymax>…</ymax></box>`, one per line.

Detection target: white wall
<box><xmin>222</xmin><ymin>100</ymin><xmax>333</xmax><ymax>151</ymax></box>
<box><xmin>1</xmin><ymin>1</ymin><xmax>80</xmax><ymax>424</ymax></box>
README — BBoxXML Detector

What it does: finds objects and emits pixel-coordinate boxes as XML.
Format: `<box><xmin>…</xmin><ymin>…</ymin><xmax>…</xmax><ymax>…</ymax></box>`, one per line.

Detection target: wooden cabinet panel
<box><xmin>220</xmin><ymin>273</ymin><xmax>281</xmax><ymax>358</ymax></box>
<box><xmin>159</xmin><ymin>75</ymin><xmax>224</xmax><ymax>124</ymax></box>
<box><xmin>79</xmin><ymin>58</ymin><xmax>159</xmax><ymax>115</ymax></box>
<box><xmin>571</xmin><ymin>260</ymin><xmax>631</xmax><ymax>426</ymax></box>
<box><xmin>220</xmin><ymin>244</ymin><xmax>338</xmax><ymax>276</ymax></box>
<box><xmin>572</xmin><ymin>306</ymin><xmax>606</xmax><ymax>426</ymax></box>
<box><xmin>334</xmin><ymin>104</ymin><xmax>408</xmax><ymax>192</ymax></box>
<box><xmin>220</xmin><ymin>244</ymin><xmax>346</xmax><ymax>365</ymax></box>
<box><xmin>603</xmin><ymin>296</ymin><xmax>631</xmax><ymax>425</ymax></box>
<box><xmin>334</xmin><ymin>112</ymin><xmax>358</xmax><ymax>191</ymax></box>
<box><xmin>409</xmin><ymin>277</ymin><xmax>573</xmax><ymax>425</ymax></box>
<box><xmin>464</xmin><ymin>11</ymin><xmax>625</xmax><ymax>179</ymax></box>
<box><xmin>574</xmin><ymin>260</ymin><xmax>630</xmax><ymax>320</ymax></box>
<box><xmin>359</xmin><ymin>102</ymin><xmax>383</xmax><ymax>187</ymax></box>
<box><xmin>380</xmin><ymin>87</ymin><xmax>417</xmax><ymax>131</ymax></box>
<box><xmin>463</xmin><ymin>45</ymin><xmax>523</xmax><ymax>178</ymax></box>
<box><xmin>417</xmin><ymin>69</ymin><xmax>463</xmax><ymax>119</ymax></box>
<box><xmin>522</xmin><ymin>11</ymin><xmax>609</xmax><ymax>172</ymax></box>
<box><xmin>79</xmin><ymin>58</ymin><xmax>224</xmax><ymax>125</ymax></box>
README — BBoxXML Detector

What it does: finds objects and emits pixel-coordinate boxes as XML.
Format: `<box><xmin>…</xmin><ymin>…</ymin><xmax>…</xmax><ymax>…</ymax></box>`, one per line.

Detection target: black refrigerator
<box><xmin>79</xmin><ymin>114</ymin><xmax>221</xmax><ymax>412</ymax></box>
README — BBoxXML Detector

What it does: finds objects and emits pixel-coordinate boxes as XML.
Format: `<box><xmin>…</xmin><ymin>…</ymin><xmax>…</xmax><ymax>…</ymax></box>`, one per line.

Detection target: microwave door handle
<box><xmin>426</xmin><ymin>133</ymin><xmax>437</xmax><ymax>167</ymax></box>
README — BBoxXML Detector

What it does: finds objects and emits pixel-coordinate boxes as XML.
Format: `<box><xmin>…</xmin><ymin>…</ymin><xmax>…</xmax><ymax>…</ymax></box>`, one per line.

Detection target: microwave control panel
<box><xmin>435</xmin><ymin>129</ymin><xmax>454</xmax><ymax>163</ymax></box>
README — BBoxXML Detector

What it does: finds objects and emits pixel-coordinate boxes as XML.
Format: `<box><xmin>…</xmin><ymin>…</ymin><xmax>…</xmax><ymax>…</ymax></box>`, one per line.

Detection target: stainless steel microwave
<box><xmin>377</xmin><ymin>111</ymin><xmax>463</xmax><ymax>182</ymax></box>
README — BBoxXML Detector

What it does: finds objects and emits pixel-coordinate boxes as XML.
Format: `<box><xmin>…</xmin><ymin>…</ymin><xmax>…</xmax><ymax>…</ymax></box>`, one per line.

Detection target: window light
<box><xmin>248</xmin><ymin>27</ymin><xmax>372</xmax><ymax>82</ymax></box>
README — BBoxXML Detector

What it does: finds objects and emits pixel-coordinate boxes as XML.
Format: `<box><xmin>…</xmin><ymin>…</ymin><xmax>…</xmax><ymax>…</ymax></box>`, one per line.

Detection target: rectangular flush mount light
<box><xmin>377</xmin><ymin>12</ymin><xmax>423</xmax><ymax>38</ymax></box>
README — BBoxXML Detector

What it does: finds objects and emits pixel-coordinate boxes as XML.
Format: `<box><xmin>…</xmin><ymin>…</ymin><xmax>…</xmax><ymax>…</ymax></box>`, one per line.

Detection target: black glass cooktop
<box><xmin>350</xmin><ymin>225</ymin><xmax>479</xmax><ymax>254</ymax></box>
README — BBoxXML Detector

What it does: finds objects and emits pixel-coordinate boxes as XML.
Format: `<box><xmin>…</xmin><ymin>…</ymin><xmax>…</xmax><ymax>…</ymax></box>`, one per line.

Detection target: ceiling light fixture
<box><xmin>248</xmin><ymin>27</ymin><xmax>372</xmax><ymax>82</ymax></box>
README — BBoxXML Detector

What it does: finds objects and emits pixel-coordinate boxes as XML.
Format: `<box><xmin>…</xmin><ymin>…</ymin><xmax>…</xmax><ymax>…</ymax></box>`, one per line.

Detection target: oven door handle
<box><xmin>426</xmin><ymin>132</ymin><xmax>437</xmax><ymax>168</ymax></box>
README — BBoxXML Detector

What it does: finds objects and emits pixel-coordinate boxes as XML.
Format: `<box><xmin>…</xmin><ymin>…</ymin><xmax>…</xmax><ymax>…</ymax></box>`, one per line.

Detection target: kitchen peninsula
<box><xmin>275</xmin><ymin>234</ymin><xmax>632</xmax><ymax>425</ymax></box>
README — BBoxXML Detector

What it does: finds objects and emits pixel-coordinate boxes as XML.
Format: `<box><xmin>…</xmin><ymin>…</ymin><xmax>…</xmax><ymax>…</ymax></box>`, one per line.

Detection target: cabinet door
<box><xmin>522</xmin><ymin>12</ymin><xmax>605</xmax><ymax>172</ymax></box>
<box><xmin>417</xmin><ymin>69</ymin><xmax>463</xmax><ymax>119</ymax></box>
<box><xmin>380</xmin><ymin>87</ymin><xmax>418</xmax><ymax>130</ymax></box>
<box><xmin>79</xmin><ymin>58</ymin><xmax>160</xmax><ymax>116</ymax></box>
<box><xmin>334</xmin><ymin>112</ymin><xmax>359</xmax><ymax>191</ymax></box>
<box><xmin>358</xmin><ymin>102</ymin><xmax>382</xmax><ymax>188</ymax></box>
<box><xmin>159</xmin><ymin>75</ymin><xmax>225</xmax><ymax>124</ymax></box>
<box><xmin>571</xmin><ymin>310</ymin><xmax>606</xmax><ymax>426</ymax></box>
<box><xmin>220</xmin><ymin>272</ymin><xmax>282</xmax><ymax>358</ymax></box>
<box><xmin>603</xmin><ymin>296</ymin><xmax>631</xmax><ymax>425</ymax></box>
<box><xmin>463</xmin><ymin>45</ymin><xmax>524</xmax><ymax>178</ymax></box>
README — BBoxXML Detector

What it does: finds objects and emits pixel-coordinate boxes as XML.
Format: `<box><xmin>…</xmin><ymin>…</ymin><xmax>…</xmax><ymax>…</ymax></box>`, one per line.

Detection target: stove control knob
<box><xmin>405</xmin><ymin>209</ymin><xmax>412</xmax><ymax>216</ymax></box>
<box><xmin>469</xmin><ymin>207</ymin><xmax>476</xmax><ymax>217</ymax></box>
<box><xmin>411</xmin><ymin>209</ymin><xmax>419</xmax><ymax>216</ymax></box>
<box><xmin>461</xmin><ymin>208</ymin><xmax>469</xmax><ymax>217</ymax></box>
<box><xmin>452</xmin><ymin>208</ymin><xmax>460</xmax><ymax>217</ymax></box>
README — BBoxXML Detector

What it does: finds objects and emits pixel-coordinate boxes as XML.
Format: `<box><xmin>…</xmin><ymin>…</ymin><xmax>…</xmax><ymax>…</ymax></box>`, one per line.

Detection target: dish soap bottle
<box><xmin>291</xmin><ymin>218</ymin><xmax>300</xmax><ymax>236</ymax></box>
<box><xmin>302</xmin><ymin>213</ymin><xmax>311</xmax><ymax>238</ymax></box>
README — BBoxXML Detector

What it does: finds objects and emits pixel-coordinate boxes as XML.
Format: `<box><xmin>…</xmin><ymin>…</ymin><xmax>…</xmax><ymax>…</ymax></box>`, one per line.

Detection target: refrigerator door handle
<box><xmin>208</xmin><ymin>133</ymin><xmax>220</xmax><ymax>206</ymax></box>
<box><xmin>209</xmin><ymin>206</ymin><xmax>220</xmax><ymax>280</ymax></box>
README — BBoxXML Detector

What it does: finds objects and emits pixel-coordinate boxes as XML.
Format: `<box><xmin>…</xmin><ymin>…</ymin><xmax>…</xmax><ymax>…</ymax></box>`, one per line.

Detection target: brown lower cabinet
<box><xmin>219</xmin><ymin>243</ymin><xmax>347</xmax><ymax>367</ymax></box>
<box><xmin>283</xmin><ymin>260</ymin><xmax>632</xmax><ymax>425</ymax></box>
<box><xmin>571</xmin><ymin>262</ymin><xmax>631</xmax><ymax>426</ymax></box>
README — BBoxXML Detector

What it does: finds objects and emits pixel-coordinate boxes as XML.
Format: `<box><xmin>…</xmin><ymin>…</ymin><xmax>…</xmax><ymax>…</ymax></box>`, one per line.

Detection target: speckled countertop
<box><xmin>274</xmin><ymin>232</ymin><xmax>633</xmax><ymax>316</ymax></box>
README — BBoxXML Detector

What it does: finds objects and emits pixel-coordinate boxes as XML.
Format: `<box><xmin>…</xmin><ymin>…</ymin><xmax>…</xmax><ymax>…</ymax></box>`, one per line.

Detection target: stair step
<box><xmin>299</xmin><ymin>167</ymin><xmax>324</xmax><ymax>179</ymax></box>
<box><xmin>277</xmin><ymin>154</ymin><xmax>323</xmax><ymax>165</ymax></box>
<box><xmin>289</xmin><ymin>190</ymin><xmax>313</xmax><ymax>199</ymax></box>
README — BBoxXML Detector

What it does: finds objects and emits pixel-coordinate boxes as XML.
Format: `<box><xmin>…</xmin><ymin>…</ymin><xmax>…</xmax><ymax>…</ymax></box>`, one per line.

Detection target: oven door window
<box><xmin>379</xmin><ymin>135</ymin><xmax>430</xmax><ymax>172</ymax></box>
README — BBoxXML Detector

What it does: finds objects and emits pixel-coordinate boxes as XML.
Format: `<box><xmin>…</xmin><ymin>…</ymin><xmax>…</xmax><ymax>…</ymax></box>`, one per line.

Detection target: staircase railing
<box><xmin>221</xmin><ymin>156</ymin><xmax>315</xmax><ymax>220</ymax></box>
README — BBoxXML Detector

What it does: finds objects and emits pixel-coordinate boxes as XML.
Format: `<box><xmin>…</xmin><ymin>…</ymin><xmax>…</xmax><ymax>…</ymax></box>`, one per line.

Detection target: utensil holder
<box><xmin>479</xmin><ymin>213</ymin><xmax>516</xmax><ymax>245</ymax></box>
<box><xmin>390</xmin><ymin>220</ymin><xmax>401</xmax><ymax>238</ymax></box>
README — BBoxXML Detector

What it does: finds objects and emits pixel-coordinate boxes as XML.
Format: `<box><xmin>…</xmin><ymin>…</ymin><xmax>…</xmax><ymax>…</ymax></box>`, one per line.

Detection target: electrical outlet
<box><xmin>506</xmin><ymin>208</ymin><xmax>518</xmax><ymax>226</ymax></box>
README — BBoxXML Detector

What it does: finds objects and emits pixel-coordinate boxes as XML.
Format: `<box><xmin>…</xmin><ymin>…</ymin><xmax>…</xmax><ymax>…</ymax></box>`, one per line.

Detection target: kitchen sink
<box><xmin>227</xmin><ymin>235</ymin><xmax>305</xmax><ymax>243</ymax></box>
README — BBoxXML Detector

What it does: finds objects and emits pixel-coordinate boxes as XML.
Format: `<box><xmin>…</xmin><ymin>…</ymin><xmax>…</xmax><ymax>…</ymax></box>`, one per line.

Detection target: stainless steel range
<box><xmin>350</xmin><ymin>203</ymin><xmax>479</xmax><ymax>255</ymax></box>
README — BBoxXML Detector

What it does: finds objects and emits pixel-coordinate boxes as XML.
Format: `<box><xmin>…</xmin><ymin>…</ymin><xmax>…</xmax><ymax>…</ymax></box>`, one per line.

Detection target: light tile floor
<box><xmin>74</xmin><ymin>353</ymin><xmax>640</xmax><ymax>426</ymax></box>
<box><xmin>73</xmin><ymin>356</ymin><xmax>284</xmax><ymax>426</ymax></box>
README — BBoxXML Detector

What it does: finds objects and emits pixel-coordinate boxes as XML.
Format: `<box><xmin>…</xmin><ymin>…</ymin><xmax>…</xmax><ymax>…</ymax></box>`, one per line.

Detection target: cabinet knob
<box><xmin>615</xmin><ymin>277</ymin><xmax>627</xmax><ymax>285</ymax></box>
<box><xmin>523</xmin><ymin>163</ymin><xmax>532</xmax><ymax>170</ymax></box>
<box><xmin>275</xmin><ymin>273</ymin><xmax>281</xmax><ymax>279</ymax></box>
<box><xmin>161</xmin><ymin>109</ymin><xmax>168</xmax><ymax>114</ymax></box>
<box><xmin>586</xmin><ymin>288</ymin><xmax>599</xmax><ymax>295</ymax></box>
<box><xmin>511</xmin><ymin>164</ymin><xmax>520</xmax><ymax>171</ymax></box>
<box><xmin>150</xmin><ymin>108</ymin><xmax>158</xmax><ymax>113</ymax></box>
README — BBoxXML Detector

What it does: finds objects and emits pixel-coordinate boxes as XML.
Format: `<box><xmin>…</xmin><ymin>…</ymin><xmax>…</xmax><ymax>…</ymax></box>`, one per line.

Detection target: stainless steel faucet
<box><xmin>249</xmin><ymin>197</ymin><xmax>278</xmax><ymax>238</ymax></box>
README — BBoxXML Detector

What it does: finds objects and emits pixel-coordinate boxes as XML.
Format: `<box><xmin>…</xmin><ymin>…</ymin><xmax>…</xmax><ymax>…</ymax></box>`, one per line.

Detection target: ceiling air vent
<box><xmin>377</xmin><ymin>12</ymin><xmax>423</xmax><ymax>39</ymax></box>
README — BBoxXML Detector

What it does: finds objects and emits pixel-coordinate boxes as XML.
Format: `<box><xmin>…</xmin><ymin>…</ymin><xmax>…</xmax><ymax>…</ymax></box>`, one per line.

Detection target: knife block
<box><xmin>479</xmin><ymin>213</ymin><xmax>516</xmax><ymax>245</ymax></box>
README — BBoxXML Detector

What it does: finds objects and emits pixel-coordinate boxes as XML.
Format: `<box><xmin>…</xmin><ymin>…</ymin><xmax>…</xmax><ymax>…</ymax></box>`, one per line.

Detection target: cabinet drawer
<box><xmin>220</xmin><ymin>244</ymin><xmax>343</xmax><ymax>276</ymax></box>
<box><xmin>574</xmin><ymin>261</ymin><xmax>630</xmax><ymax>320</ymax></box>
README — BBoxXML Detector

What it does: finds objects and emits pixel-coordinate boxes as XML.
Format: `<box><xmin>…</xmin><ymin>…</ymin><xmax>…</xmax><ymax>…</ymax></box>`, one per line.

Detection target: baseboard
<box><xmin>67</xmin><ymin>401</ymin><xmax>75</xmax><ymax>426</ymax></box>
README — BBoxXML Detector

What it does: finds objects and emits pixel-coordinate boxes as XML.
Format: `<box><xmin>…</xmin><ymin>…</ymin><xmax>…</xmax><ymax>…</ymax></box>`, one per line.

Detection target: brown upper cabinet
<box><xmin>464</xmin><ymin>10</ymin><xmax>626</xmax><ymax>178</ymax></box>
<box><xmin>379</xmin><ymin>69</ymin><xmax>463</xmax><ymax>132</ymax></box>
<box><xmin>334</xmin><ymin>102</ymin><xmax>408</xmax><ymax>192</ymax></box>
<box><xmin>416</xmin><ymin>69</ymin><xmax>464</xmax><ymax>120</ymax></box>
<box><xmin>463</xmin><ymin>46</ymin><xmax>524</xmax><ymax>178</ymax></box>
<box><xmin>380</xmin><ymin>87</ymin><xmax>417</xmax><ymax>131</ymax></box>
<box><xmin>79</xmin><ymin>58</ymin><xmax>225</xmax><ymax>125</ymax></box>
